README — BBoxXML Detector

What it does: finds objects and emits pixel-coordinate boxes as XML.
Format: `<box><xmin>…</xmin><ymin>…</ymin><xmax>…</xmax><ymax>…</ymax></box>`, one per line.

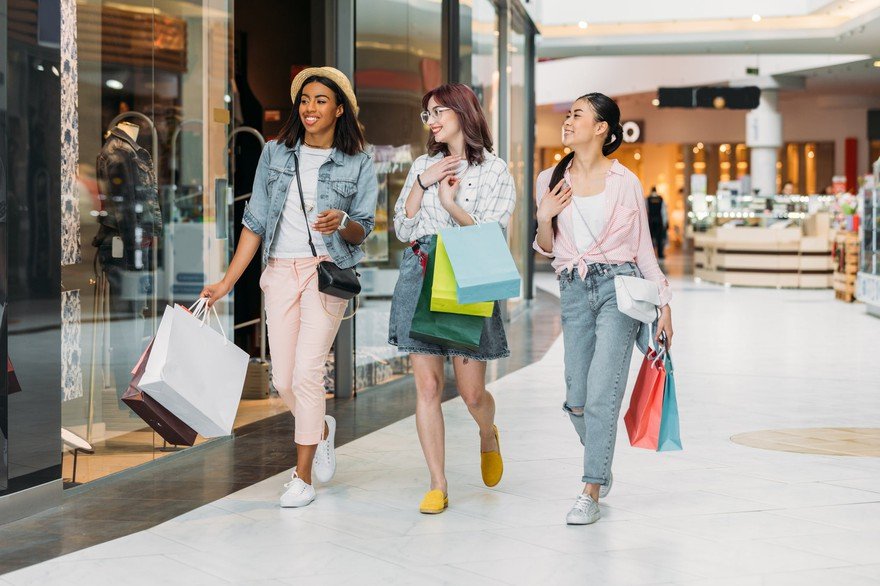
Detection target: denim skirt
<box><xmin>388</xmin><ymin>236</ymin><xmax>510</xmax><ymax>361</ymax></box>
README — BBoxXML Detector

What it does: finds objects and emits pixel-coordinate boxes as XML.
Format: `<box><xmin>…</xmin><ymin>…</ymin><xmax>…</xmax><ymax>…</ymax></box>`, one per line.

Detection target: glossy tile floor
<box><xmin>4</xmin><ymin>271</ymin><xmax>880</xmax><ymax>585</ymax></box>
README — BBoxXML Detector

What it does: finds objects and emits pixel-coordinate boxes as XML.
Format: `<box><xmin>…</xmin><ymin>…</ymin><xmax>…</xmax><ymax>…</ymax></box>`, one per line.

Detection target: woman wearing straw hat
<box><xmin>201</xmin><ymin>67</ymin><xmax>377</xmax><ymax>508</ymax></box>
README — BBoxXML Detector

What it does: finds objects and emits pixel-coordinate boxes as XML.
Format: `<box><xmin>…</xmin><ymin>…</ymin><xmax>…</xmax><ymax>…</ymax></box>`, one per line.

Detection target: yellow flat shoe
<box><xmin>481</xmin><ymin>425</ymin><xmax>503</xmax><ymax>487</ymax></box>
<box><xmin>419</xmin><ymin>489</ymin><xmax>448</xmax><ymax>514</ymax></box>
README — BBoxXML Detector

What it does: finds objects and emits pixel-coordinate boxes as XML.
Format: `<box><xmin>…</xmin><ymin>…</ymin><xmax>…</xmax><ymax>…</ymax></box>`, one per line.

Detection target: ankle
<box><xmin>430</xmin><ymin>480</ymin><xmax>447</xmax><ymax>494</ymax></box>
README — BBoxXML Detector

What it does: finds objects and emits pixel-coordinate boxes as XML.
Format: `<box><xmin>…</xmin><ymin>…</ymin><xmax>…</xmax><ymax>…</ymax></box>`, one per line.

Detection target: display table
<box><xmin>694</xmin><ymin>223</ymin><xmax>833</xmax><ymax>288</ymax></box>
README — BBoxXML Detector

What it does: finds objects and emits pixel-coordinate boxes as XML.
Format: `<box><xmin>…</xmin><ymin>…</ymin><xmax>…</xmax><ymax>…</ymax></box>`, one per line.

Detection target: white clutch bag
<box><xmin>614</xmin><ymin>274</ymin><xmax>660</xmax><ymax>324</ymax></box>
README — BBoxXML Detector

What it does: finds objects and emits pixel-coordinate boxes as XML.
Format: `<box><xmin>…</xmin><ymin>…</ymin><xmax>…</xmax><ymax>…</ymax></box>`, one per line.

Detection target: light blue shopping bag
<box><xmin>657</xmin><ymin>352</ymin><xmax>682</xmax><ymax>452</ymax></box>
<box><xmin>438</xmin><ymin>222</ymin><xmax>522</xmax><ymax>304</ymax></box>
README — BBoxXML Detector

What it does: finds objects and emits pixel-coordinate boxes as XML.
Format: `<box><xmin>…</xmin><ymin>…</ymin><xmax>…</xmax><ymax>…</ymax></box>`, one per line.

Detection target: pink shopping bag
<box><xmin>624</xmin><ymin>349</ymin><xmax>667</xmax><ymax>450</ymax></box>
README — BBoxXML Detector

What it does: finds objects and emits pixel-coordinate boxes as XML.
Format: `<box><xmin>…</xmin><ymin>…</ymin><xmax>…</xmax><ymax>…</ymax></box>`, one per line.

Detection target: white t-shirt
<box><xmin>571</xmin><ymin>193</ymin><xmax>607</xmax><ymax>253</ymax></box>
<box><xmin>270</xmin><ymin>145</ymin><xmax>332</xmax><ymax>258</ymax></box>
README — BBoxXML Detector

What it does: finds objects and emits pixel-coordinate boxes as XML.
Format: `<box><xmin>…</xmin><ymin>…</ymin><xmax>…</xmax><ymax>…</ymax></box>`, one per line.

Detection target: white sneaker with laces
<box><xmin>600</xmin><ymin>471</ymin><xmax>613</xmax><ymax>499</ymax></box>
<box><xmin>313</xmin><ymin>415</ymin><xmax>337</xmax><ymax>483</ymax></box>
<box><xmin>566</xmin><ymin>493</ymin><xmax>600</xmax><ymax>525</ymax></box>
<box><xmin>280</xmin><ymin>472</ymin><xmax>316</xmax><ymax>508</ymax></box>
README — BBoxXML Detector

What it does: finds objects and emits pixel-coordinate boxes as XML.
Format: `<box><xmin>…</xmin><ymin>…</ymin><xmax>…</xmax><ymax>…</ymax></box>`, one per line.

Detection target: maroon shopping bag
<box><xmin>623</xmin><ymin>349</ymin><xmax>667</xmax><ymax>450</ymax></box>
<box><xmin>122</xmin><ymin>339</ymin><xmax>198</xmax><ymax>447</ymax></box>
<box><xmin>5</xmin><ymin>358</ymin><xmax>22</xmax><ymax>395</ymax></box>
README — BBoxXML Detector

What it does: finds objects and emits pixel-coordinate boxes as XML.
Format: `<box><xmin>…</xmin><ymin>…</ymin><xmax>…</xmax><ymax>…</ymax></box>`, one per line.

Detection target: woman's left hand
<box><xmin>312</xmin><ymin>209</ymin><xmax>345</xmax><ymax>234</ymax></box>
<box><xmin>656</xmin><ymin>305</ymin><xmax>674</xmax><ymax>350</ymax></box>
<box><xmin>437</xmin><ymin>175</ymin><xmax>460</xmax><ymax>210</ymax></box>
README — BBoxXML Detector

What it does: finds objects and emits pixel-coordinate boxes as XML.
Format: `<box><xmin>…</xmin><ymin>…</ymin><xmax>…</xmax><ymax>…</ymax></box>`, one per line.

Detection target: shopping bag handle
<box><xmin>188</xmin><ymin>298</ymin><xmax>229</xmax><ymax>345</ymax></box>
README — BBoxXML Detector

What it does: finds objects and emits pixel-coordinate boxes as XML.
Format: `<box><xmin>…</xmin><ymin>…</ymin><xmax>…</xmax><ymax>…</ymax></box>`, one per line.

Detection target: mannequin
<box><xmin>94</xmin><ymin>119</ymin><xmax>162</xmax><ymax>410</ymax></box>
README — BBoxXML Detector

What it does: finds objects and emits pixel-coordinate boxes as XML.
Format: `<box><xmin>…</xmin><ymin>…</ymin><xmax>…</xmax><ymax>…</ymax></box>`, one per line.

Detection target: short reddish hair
<box><xmin>422</xmin><ymin>84</ymin><xmax>493</xmax><ymax>166</ymax></box>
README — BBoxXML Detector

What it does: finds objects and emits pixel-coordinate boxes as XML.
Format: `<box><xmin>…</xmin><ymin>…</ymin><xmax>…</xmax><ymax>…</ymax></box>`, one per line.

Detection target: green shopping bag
<box><xmin>430</xmin><ymin>233</ymin><xmax>494</xmax><ymax>317</ymax></box>
<box><xmin>410</xmin><ymin>235</ymin><xmax>485</xmax><ymax>351</ymax></box>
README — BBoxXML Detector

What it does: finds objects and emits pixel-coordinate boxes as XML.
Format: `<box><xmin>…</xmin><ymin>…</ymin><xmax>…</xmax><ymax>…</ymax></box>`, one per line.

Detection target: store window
<box><xmin>61</xmin><ymin>0</ymin><xmax>233</xmax><ymax>485</ymax></box>
<box><xmin>460</xmin><ymin>0</ymin><xmax>499</xmax><ymax>144</ymax></box>
<box><xmin>353</xmin><ymin>0</ymin><xmax>443</xmax><ymax>392</ymax></box>
<box><xmin>506</xmin><ymin>10</ymin><xmax>529</xmax><ymax>311</ymax></box>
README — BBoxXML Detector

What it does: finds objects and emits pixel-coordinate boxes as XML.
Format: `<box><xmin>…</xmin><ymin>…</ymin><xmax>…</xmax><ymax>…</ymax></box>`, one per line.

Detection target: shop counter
<box><xmin>694</xmin><ymin>225</ymin><xmax>833</xmax><ymax>288</ymax></box>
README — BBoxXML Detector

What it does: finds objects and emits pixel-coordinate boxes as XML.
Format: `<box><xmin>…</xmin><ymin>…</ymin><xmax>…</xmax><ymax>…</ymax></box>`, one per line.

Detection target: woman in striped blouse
<box><xmin>534</xmin><ymin>93</ymin><xmax>674</xmax><ymax>526</ymax></box>
<box><xmin>389</xmin><ymin>84</ymin><xmax>516</xmax><ymax>514</ymax></box>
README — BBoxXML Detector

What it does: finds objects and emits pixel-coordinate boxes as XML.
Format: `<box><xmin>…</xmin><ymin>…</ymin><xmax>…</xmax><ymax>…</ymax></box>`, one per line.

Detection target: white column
<box><xmin>746</xmin><ymin>89</ymin><xmax>782</xmax><ymax>196</ymax></box>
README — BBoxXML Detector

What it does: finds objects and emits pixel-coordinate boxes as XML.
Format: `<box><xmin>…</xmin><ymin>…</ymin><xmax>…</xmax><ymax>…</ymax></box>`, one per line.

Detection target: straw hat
<box><xmin>290</xmin><ymin>66</ymin><xmax>359</xmax><ymax>115</ymax></box>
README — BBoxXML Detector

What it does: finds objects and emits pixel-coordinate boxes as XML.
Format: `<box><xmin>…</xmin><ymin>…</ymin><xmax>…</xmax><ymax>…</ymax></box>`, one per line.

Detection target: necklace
<box><xmin>304</xmin><ymin>139</ymin><xmax>331</xmax><ymax>149</ymax></box>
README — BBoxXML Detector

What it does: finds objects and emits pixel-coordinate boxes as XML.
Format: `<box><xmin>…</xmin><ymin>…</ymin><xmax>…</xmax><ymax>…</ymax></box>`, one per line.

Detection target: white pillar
<box><xmin>746</xmin><ymin>89</ymin><xmax>782</xmax><ymax>196</ymax></box>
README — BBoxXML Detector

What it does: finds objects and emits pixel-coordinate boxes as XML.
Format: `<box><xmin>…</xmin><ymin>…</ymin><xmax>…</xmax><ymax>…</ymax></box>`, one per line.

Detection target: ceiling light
<box><xmin>874</xmin><ymin>60</ymin><xmax>880</xmax><ymax>68</ymax></box>
<box><xmin>651</xmin><ymin>98</ymin><xmax>660</xmax><ymax>106</ymax></box>
<box><xmin>35</xmin><ymin>64</ymin><xmax>45</xmax><ymax>72</ymax></box>
<box><xmin>697</xmin><ymin>142</ymin><xmax>704</xmax><ymax>149</ymax></box>
<box><xmin>751</xmin><ymin>14</ymin><xmax>762</xmax><ymax>22</ymax></box>
<box><xmin>105</xmin><ymin>79</ymin><xmax>124</xmax><ymax>90</ymax></box>
<box><xmin>634</xmin><ymin>152</ymin><xmax>641</xmax><ymax>160</ymax></box>
<box><xmin>578</xmin><ymin>21</ymin><xmax>588</xmax><ymax>29</ymax></box>
<box><xmin>51</xmin><ymin>65</ymin><xmax>60</xmax><ymax>77</ymax></box>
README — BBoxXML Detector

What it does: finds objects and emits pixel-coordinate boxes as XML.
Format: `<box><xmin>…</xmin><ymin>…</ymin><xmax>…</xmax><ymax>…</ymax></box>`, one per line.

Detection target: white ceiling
<box><xmin>534</xmin><ymin>0</ymin><xmax>880</xmax><ymax>57</ymax></box>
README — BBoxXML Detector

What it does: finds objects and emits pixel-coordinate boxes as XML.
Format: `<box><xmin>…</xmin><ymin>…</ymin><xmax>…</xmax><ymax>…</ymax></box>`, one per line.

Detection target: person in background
<box><xmin>646</xmin><ymin>186</ymin><xmax>668</xmax><ymax>260</ymax></box>
<box><xmin>782</xmin><ymin>181</ymin><xmax>796</xmax><ymax>196</ymax></box>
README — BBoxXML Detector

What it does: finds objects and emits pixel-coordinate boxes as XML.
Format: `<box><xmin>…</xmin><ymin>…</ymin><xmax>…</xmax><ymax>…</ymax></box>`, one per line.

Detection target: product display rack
<box><xmin>856</xmin><ymin>157</ymin><xmax>880</xmax><ymax>317</ymax></box>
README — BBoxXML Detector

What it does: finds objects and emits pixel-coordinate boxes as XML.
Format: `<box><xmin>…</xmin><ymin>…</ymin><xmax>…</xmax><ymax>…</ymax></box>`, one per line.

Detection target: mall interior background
<box><xmin>2</xmin><ymin>0</ymin><xmax>880</xmax><ymax>526</ymax></box>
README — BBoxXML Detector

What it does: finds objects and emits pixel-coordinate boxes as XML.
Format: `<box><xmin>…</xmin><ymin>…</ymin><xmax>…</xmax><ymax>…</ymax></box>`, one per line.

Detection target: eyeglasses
<box><xmin>420</xmin><ymin>107</ymin><xmax>453</xmax><ymax>125</ymax></box>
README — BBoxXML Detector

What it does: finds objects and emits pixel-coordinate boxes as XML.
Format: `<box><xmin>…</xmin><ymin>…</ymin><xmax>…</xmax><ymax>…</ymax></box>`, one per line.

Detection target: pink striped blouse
<box><xmin>533</xmin><ymin>159</ymin><xmax>672</xmax><ymax>307</ymax></box>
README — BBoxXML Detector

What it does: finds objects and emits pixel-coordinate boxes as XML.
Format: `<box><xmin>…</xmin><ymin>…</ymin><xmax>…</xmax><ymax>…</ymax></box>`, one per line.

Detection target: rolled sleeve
<box><xmin>393</xmin><ymin>162</ymin><xmax>422</xmax><ymax>242</ymax></box>
<box><xmin>242</xmin><ymin>143</ymin><xmax>273</xmax><ymax>238</ymax></box>
<box><xmin>472</xmin><ymin>164</ymin><xmax>516</xmax><ymax>229</ymax></box>
<box><xmin>633</xmin><ymin>181</ymin><xmax>673</xmax><ymax>306</ymax></box>
<box><xmin>349</xmin><ymin>152</ymin><xmax>378</xmax><ymax>241</ymax></box>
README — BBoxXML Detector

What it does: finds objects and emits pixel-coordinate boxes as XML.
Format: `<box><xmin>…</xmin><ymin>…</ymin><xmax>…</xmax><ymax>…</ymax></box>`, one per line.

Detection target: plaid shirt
<box><xmin>394</xmin><ymin>151</ymin><xmax>517</xmax><ymax>242</ymax></box>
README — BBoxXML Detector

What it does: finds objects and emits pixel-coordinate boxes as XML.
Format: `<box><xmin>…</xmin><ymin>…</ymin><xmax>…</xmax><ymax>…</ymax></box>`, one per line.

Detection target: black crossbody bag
<box><xmin>293</xmin><ymin>153</ymin><xmax>361</xmax><ymax>300</ymax></box>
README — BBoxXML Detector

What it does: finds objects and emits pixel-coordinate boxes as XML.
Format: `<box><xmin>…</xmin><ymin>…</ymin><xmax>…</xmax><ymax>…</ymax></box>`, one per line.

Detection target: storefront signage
<box><xmin>621</xmin><ymin>120</ymin><xmax>643</xmax><ymax>143</ymax></box>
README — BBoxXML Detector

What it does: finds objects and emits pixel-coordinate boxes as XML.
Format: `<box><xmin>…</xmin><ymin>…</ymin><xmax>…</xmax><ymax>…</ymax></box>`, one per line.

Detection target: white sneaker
<box><xmin>280</xmin><ymin>472</ymin><xmax>316</xmax><ymax>508</ymax></box>
<box><xmin>566</xmin><ymin>493</ymin><xmax>600</xmax><ymax>525</ymax></box>
<box><xmin>600</xmin><ymin>471</ymin><xmax>613</xmax><ymax>499</ymax></box>
<box><xmin>313</xmin><ymin>415</ymin><xmax>337</xmax><ymax>483</ymax></box>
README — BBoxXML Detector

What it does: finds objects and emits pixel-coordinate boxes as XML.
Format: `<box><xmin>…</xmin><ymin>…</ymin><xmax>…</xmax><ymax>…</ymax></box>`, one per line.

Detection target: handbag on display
<box><xmin>294</xmin><ymin>153</ymin><xmax>361</xmax><ymax>300</ymax></box>
<box><xmin>409</xmin><ymin>235</ymin><xmax>485</xmax><ymax>351</ymax></box>
<box><xmin>571</xmin><ymin>201</ymin><xmax>661</xmax><ymax>323</ymax></box>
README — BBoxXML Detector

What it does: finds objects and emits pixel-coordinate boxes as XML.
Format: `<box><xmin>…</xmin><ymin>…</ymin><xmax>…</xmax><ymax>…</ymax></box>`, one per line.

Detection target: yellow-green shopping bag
<box><xmin>430</xmin><ymin>233</ymin><xmax>494</xmax><ymax>317</ymax></box>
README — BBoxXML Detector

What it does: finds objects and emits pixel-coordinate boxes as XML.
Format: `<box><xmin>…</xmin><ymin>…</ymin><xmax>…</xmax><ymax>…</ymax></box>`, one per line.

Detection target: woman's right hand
<box><xmin>199</xmin><ymin>279</ymin><xmax>232</xmax><ymax>308</ymax></box>
<box><xmin>419</xmin><ymin>155</ymin><xmax>462</xmax><ymax>187</ymax></box>
<box><xmin>536</xmin><ymin>180</ymin><xmax>573</xmax><ymax>224</ymax></box>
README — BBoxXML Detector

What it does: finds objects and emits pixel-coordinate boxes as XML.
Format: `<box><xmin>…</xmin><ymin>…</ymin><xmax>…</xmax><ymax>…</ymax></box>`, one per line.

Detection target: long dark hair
<box><xmin>423</xmin><ymin>83</ymin><xmax>493</xmax><ymax>166</ymax></box>
<box><xmin>277</xmin><ymin>75</ymin><xmax>366</xmax><ymax>155</ymax></box>
<box><xmin>548</xmin><ymin>92</ymin><xmax>622</xmax><ymax>234</ymax></box>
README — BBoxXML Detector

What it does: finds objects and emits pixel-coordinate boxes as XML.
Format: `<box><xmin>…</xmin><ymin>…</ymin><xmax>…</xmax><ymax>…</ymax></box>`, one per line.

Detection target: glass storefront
<box><xmin>2</xmin><ymin>0</ymin><xmax>534</xmax><ymax>516</ymax></box>
<box><xmin>57</xmin><ymin>0</ymin><xmax>234</xmax><ymax>484</ymax></box>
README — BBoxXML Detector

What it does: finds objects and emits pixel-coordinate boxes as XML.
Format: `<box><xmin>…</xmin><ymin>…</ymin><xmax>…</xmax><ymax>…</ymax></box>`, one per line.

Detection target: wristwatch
<box><xmin>337</xmin><ymin>212</ymin><xmax>350</xmax><ymax>231</ymax></box>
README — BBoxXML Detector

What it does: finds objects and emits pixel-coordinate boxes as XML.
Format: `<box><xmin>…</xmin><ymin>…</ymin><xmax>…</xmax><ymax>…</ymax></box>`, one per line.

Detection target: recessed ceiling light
<box><xmin>106</xmin><ymin>79</ymin><xmax>124</xmax><ymax>90</ymax></box>
<box><xmin>578</xmin><ymin>21</ymin><xmax>588</xmax><ymax>29</ymax></box>
<box><xmin>752</xmin><ymin>14</ymin><xmax>762</xmax><ymax>22</ymax></box>
<box><xmin>651</xmin><ymin>98</ymin><xmax>660</xmax><ymax>106</ymax></box>
<box><xmin>874</xmin><ymin>60</ymin><xmax>880</xmax><ymax>67</ymax></box>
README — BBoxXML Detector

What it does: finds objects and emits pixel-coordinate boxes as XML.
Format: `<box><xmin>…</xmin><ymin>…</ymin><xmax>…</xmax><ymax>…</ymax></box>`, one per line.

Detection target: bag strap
<box><xmin>293</xmin><ymin>152</ymin><xmax>319</xmax><ymax>258</ymax></box>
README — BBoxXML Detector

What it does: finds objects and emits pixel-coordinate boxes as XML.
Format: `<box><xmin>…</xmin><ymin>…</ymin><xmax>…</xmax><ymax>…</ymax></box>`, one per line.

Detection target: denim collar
<box><xmin>107</xmin><ymin>127</ymin><xmax>146</xmax><ymax>153</ymax></box>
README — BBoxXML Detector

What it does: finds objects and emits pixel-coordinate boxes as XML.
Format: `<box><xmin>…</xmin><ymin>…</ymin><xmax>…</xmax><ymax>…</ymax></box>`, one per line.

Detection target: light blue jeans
<box><xmin>559</xmin><ymin>262</ymin><xmax>641</xmax><ymax>485</ymax></box>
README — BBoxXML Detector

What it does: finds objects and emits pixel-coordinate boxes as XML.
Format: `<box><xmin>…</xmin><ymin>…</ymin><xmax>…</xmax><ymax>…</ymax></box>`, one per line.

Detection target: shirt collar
<box><xmin>564</xmin><ymin>157</ymin><xmax>626</xmax><ymax>177</ymax></box>
<box><xmin>108</xmin><ymin>127</ymin><xmax>143</xmax><ymax>151</ymax></box>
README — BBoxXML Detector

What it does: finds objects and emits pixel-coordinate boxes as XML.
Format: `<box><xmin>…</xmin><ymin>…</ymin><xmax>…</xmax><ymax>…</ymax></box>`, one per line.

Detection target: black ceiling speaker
<box><xmin>658</xmin><ymin>86</ymin><xmax>761</xmax><ymax>110</ymax></box>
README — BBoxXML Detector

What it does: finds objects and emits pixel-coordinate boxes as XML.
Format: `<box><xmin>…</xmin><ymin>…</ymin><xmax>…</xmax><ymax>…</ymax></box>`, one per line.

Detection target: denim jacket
<box><xmin>242</xmin><ymin>140</ymin><xmax>378</xmax><ymax>268</ymax></box>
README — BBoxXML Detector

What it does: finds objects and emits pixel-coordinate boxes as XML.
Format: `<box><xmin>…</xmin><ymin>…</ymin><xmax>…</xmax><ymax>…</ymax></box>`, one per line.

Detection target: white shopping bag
<box><xmin>140</xmin><ymin>299</ymin><xmax>248</xmax><ymax>437</ymax></box>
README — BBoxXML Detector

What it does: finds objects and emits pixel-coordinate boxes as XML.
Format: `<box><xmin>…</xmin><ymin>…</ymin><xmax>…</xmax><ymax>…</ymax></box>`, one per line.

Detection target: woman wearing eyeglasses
<box><xmin>389</xmin><ymin>84</ymin><xmax>516</xmax><ymax>514</ymax></box>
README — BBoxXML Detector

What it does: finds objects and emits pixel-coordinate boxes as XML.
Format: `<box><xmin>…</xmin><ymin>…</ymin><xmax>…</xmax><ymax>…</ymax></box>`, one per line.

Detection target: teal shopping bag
<box><xmin>409</xmin><ymin>235</ymin><xmax>485</xmax><ymax>352</ymax></box>
<box><xmin>657</xmin><ymin>352</ymin><xmax>682</xmax><ymax>452</ymax></box>
<box><xmin>438</xmin><ymin>222</ymin><xmax>521</xmax><ymax>304</ymax></box>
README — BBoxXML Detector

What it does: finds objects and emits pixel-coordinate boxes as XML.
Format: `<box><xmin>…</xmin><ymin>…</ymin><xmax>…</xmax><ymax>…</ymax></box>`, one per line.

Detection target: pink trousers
<box><xmin>261</xmin><ymin>257</ymin><xmax>347</xmax><ymax>445</ymax></box>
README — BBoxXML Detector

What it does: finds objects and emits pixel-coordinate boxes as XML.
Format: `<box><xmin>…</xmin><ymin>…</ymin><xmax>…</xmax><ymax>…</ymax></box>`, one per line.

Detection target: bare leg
<box><xmin>453</xmin><ymin>357</ymin><xmax>498</xmax><ymax>452</ymax></box>
<box><xmin>411</xmin><ymin>354</ymin><xmax>447</xmax><ymax>493</ymax></box>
